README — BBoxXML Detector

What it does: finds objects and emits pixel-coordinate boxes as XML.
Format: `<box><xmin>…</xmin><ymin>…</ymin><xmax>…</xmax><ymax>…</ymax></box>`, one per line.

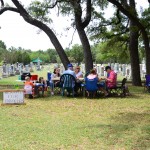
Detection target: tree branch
<box><xmin>0</xmin><ymin>6</ymin><xmax>19</xmax><ymax>15</ymax></box>
<box><xmin>11</xmin><ymin>0</ymin><xmax>29</xmax><ymax>16</ymax></box>
<box><xmin>47</xmin><ymin>0</ymin><xmax>61</xmax><ymax>9</ymax></box>
<box><xmin>0</xmin><ymin>0</ymin><xmax>4</xmax><ymax>7</ymax></box>
<box><xmin>82</xmin><ymin>0</ymin><xmax>91</xmax><ymax>28</ymax></box>
<box><xmin>107</xmin><ymin>0</ymin><xmax>146</xmax><ymax>31</ymax></box>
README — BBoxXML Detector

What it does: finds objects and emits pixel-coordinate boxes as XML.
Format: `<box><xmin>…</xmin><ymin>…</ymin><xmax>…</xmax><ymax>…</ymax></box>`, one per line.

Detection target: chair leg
<box><xmin>61</xmin><ymin>88</ymin><xmax>64</xmax><ymax>96</ymax></box>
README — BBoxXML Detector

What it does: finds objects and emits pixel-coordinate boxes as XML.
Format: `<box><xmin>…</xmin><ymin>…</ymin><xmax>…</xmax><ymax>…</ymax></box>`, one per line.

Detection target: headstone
<box><xmin>30</xmin><ymin>62</ymin><xmax>34</xmax><ymax>72</ymax></box>
<box><xmin>2</xmin><ymin>63</ymin><xmax>8</xmax><ymax>78</ymax></box>
<box><xmin>37</xmin><ymin>58</ymin><xmax>41</xmax><ymax>71</ymax></box>
<box><xmin>100</xmin><ymin>65</ymin><xmax>104</xmax><ymax>76</ymax></box>
<box><xmin>25</xmin><ymin>65</ymin><xmax>30</xmax><ymax>72</ymax></box>
<box><xmin>126</xmin><ymin>65</ymin><xmax>132</xmax><ymax>79</ymax></box>
<box><xmin>81</xmin><ymin>64</ymin><xmax>85</xmax><ymax>74</ymax></box>
<box><xmin>1</xmin><ymin>89</ymin><xmax>25</xmax><ymax>105</ymax></box>
<box><xmin>10</xmin><ymin>64</ymin><xmax>15</xmax><ymax>76</ymax></box>
<box><xmin>111</xmin><ymin>63</ymin><xmax>114</xmax><ymax>70</ymax></box>
<box><xmin>122</xmin><ymin>64</ymin><xmax>126</xmax><ymax>76</ymax></box>
<box><xmin>60</xmin><ymin>65</ymin><xmax>65</xmax><ymax>74</ymax></box>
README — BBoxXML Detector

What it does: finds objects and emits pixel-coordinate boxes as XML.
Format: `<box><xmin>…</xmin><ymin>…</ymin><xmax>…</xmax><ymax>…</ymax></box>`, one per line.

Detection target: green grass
<box><xmin>0</xmin><ymin>66</ymin><xmax>149</xmax><ymax>149</ymax></box>
<box><xmin>0</xmin><ymin>86</ymin><xmax>150</xmax><ymax>150</ymax></box>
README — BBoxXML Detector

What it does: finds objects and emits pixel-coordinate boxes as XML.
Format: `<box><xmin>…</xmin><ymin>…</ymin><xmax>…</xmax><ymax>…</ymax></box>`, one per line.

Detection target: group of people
<box><xmin>24</xmin><ymin>76</ymin><xmax>47</xmax><ymax>98</ymax></box>
<box><xmin>50</xmin><ymin>64</ymin><xmax>83</xmax><ymax>95</ymax></box>
<box><xmin>85</xmin><ymin>66</ymin><xmax>117</xmax><ymax>97</ymax></box>
<box><xmin>24</xmin><ymin>63</ymin><xmax>117</xmax><ymax>98</ymax></box>
<box><xmin>62</xmin><ymin>63</ymin><xmax>117</xmax><ymax>97</ymax></box>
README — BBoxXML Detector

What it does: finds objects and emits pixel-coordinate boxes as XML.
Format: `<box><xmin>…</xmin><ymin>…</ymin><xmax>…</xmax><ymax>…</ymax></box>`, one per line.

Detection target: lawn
<box><xmin>0</xmin><ymin>86</ymin><xmax>150</xmax><ymax>150</ymax></box>
<box><xmin>0</xmin><ymin>66</ymin><xmax>150</xmax><ymax>150</ymax></box>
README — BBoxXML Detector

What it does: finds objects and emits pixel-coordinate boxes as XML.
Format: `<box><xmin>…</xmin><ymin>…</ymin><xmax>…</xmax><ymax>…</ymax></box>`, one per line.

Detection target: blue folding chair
<box><xmin>145</xmin><ymin>75</ymin><xmax>150</xmax><ymax>93</ymax></box>
<box><xmin>60</xmin><ymin>74</ymin><xmax>76</xmax><ymax>97</ymax></box>
<box><xmin>85</xmin><ymin>77</ymin><xmax>99</xmax><ymax>98</ymax></box>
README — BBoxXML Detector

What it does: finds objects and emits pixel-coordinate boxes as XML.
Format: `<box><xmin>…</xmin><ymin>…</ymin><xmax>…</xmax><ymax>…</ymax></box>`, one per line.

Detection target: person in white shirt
<box><xmin>75</xmin><ymin>66</ymin><xmax>83</xmax><ymax>78</ymax></box>
<box><xmin>49</xmin><ymin>68</ymin><xmax>61</xmax><ymax>95</ymax></box>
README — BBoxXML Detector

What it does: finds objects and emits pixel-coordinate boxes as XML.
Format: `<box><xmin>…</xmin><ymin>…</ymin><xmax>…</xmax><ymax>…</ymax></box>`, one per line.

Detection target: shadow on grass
<box><xmin>80</xmin><ymin>110</ymin><xmax>150</xmax><ymax>149</ymax></box>
<box><xmin>112</xmin><ymin>110</ymin><xmax>150</xmax><ymax>149</ymax></box>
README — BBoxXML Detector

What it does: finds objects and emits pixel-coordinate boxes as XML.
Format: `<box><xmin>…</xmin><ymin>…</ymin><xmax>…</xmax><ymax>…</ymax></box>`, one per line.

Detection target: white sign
<box><xmin>2</xmin><ymin>90</ymin><xmax>24</xmax><ymax>104</ymax></box>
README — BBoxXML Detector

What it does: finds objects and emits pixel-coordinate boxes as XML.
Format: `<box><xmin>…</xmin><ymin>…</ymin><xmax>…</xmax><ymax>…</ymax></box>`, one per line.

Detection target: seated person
<box><xmin>75</xmin><ymin>66</ymin><xmax>83</xmax><ymax>79</ymax></box>
<box><xmin>100</xmin><ymin>66</ymin><xmax>117</xmax><ymax>96</ymax></box>
<box><xmin>35</xmin><ymin>77</ymin><xmax>47</xmax><ymax>97</ymax></box>
<box><xmin>24</xmin><ymin>76</ymin><xmax>34</xmax><ymax>98</ymax></box>
<box><xmin>63</xmin><ymin>63</ymin><xmax>78</xmax><ymax>95</ymax></box>
<box><xmin>74</xmin><ymin>66</ymin><xmax>83</xmax><ymax>92</ymax></box>
<box><xmin>93</xmin><ymin>67</ymin><xmax>99</xmax><ymax>77</ymax></box>
<box><xmin>104</xmin><ymin>66</ymin><xmax>117</xmax><ymax>88</ymax></box>
<box><xmin>50</xmin><ymin>68</ymin><xmax>61</xmax><ymax>95</ymax></box>
<box><xmin>85</xmin><ymin>69</ymin><xmax>100</xmax><ymax>97</ymax></box>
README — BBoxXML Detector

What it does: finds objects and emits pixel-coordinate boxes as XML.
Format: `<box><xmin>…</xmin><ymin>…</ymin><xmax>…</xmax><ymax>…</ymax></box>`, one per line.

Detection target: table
<box><xmin>52</xmin><ymin>77</ymin><xmax>84</xmax><ymax>81</ymax></box>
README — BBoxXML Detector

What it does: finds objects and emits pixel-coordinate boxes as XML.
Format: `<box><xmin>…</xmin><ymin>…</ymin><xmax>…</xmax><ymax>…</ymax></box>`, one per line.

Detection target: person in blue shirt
<box><xmin>63</xmin><ymin>64</ymin><xmax>76</xmax><ymax>77</ymax></box>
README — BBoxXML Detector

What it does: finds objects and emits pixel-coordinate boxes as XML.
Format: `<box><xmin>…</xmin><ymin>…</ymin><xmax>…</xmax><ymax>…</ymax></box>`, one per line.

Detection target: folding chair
<box><xmin>85</xmin><ymin>77</ymin><xmax>99</xmax><ymax>98</ymax></box>
<box><xmin>60</xmin><ymin>74</ymin><xmax>76</xmax><ymax>97</ymax></box>
<box><xmin>144</xmin><ymin>75</ymin><xmax>150</xmax><ymax>93</ymax></box>
<box><xmin>107</xmin><ymin>78</ymin><xmax>127</xmax><ymax>97</ymax></box>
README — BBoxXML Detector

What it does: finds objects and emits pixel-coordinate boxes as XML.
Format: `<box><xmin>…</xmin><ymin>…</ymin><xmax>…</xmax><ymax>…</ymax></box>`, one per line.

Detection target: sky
<box><xmin>0</xmin><ymin>1</ymin><xmax>148</xmax><ymax>51</ymax></box>
<box><xmin>0</xmin><ymin>0</ymin><xmax>81</xmax><ymax>51</ymax></box>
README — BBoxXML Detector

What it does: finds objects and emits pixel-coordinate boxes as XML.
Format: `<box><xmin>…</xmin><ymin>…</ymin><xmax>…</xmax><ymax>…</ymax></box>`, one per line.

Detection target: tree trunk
<box><xmin>72</xmin><ymin>0</ymin><xmax>93</xmax><ymax>73</ymax></box>
<box><xmin>129</xmin><ymin>22</ymin><xmax>142</xmax><ymax>86</ymax></box>
<box><xmin>128</xmin><ymin>0</ymin><xmax>141</xmax><ymax>86</ymax></box>
<box><xmin>76</xmin><ymin>27</ymin><xmax>93</xmax><ymax>73</ymax></box>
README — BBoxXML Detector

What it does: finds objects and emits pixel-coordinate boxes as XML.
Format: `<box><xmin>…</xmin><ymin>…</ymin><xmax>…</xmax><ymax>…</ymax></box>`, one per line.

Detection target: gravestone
<box><xmin>2</xmin><ymin>62</ymin><xmax>8</xmax><ymax>78</ymax></box>
<box><xmin>111</xmin><ymin>63</ymin><xmax>114</xmax><ymax>70</ymax></box>
<box><xmin>36</xmin><ymin>58</ymin><xmax>41</xmax><ymax>71</ymax></box>
<box><xmin>10</xmin><ymin>64</ymin><xmax>15</xmax><ymax>76</ymax></box>
<box><xmin>60</xmin><ymin>65</ymin><xmax>65</xmax><ymax>74</ymax></box>
<box><xmin>1</xmin><ymin>89</ymin><xmax>25</xmax><ymax>105</ymax></box>
<box><xmin>25</xmin><ymin>65</ymin><xmax>30</xmax><ymax>72</ymax></box>
<box><xmin>30</xmin><ymin>62</ymin><xmax>34</xmax><ymax>72</ymax></box>
<box><xmin>100</xmin><ymin>65</ymin><xmax>104</xmax><ymax>76</ymax></box>
<box><xmin>81</xmin><ymin>64</ymin><xmax>85</xmax><ymax>74</ymax></box>
<box><xmin>122</xmin><ymin>64</ymin><xmax>126</xmax><ymax>76</ymax></box>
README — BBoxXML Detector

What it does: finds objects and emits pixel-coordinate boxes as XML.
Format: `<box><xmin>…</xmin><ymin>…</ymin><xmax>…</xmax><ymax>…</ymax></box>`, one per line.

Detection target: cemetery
<box><xmin>0</xmin><ymin>61</ymin><xmax>149</xmax><ymax>149</ymax></box>
<box><xmin>0</xmin><ymin>0</ymin><xmax>150</xmax><ymax>149</ymax></box>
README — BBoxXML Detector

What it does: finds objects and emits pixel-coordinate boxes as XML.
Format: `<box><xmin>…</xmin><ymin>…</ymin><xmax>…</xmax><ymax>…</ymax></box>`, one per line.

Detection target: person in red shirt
<box><xmin>104</xmin><ymin>66</ymin><xmax>117</xmax><ymax>88</ymax></box>
<box><xmin>99</xmin><ymin>66</ymin><xmax>117</xmax><ymax>97</ymax></box>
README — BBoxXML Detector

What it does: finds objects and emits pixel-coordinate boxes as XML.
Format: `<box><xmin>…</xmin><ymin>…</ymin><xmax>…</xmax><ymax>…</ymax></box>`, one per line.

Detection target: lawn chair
<box><xmin>144</xmin><ymin>75</ymin><xmax>150</xmax><ymax>93</ymax></box>
<box><xmin>85</xmin><ymin>77</ymin><xmax>99</xmax><ymax>98</ymax></box>
<box><xmin>60</xmin><ymin>74</ymin><xmax>76</xmax><ymax>97</ymax></box>
<box><xmin>107</xmin><ymin>78</ymin><xmax>127</xmax><ymax>97</ymax></box>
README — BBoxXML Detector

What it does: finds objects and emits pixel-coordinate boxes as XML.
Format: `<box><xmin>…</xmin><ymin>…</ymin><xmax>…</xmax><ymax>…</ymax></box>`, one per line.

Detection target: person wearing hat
<box><xmin>63</xmin><ymin>63</ymin><xmax>76</xmax><ymax>77</ymax></box>
<box><xmin>63</xmin><ymin>63</ymin><xmax>78</xmax><ymax>95</ymax></box>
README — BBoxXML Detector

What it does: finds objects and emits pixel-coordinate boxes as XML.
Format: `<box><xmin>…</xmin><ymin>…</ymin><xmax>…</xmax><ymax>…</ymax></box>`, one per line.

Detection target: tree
<box><xmin>0</xmin><ymin>0</ymin><xmax>70</xmax><ymax>69</ymax></box>
<box><xmin>0</xmin><ymin>40</ymin><xmax>7</xmax><ymax>62</ymax></box>
<box><xmin>43</xmin><ymin>0</ymin><xmax>94</xmax><ymax>72</ymax></box>
<box><xmin>107</xmin><ymin>0</ymin><xmax>150</xmax><ymax>75</ymax></box>
<box><xmin>47</xmin><ymin>48</ymin><xmax>58</xmax><ymax>63</ymax></box>
<box><xmin>69</xmin><ymin>0</ymin><xmax>93</xmax><ymax>72</ymax></box>
<box><xmin>94</xmin><ymin>41</ymin><xmax>130</xmax><ymax>64</ymax></box>
<box><xmin>128</xmin><ymin>0</ymin><xmax>141</xmax><ymax>86</ymax></box>
<box><xmin>69</xmin><ymin>44</ymin><xmax>83</xmax><ymax>65</ymax></box>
